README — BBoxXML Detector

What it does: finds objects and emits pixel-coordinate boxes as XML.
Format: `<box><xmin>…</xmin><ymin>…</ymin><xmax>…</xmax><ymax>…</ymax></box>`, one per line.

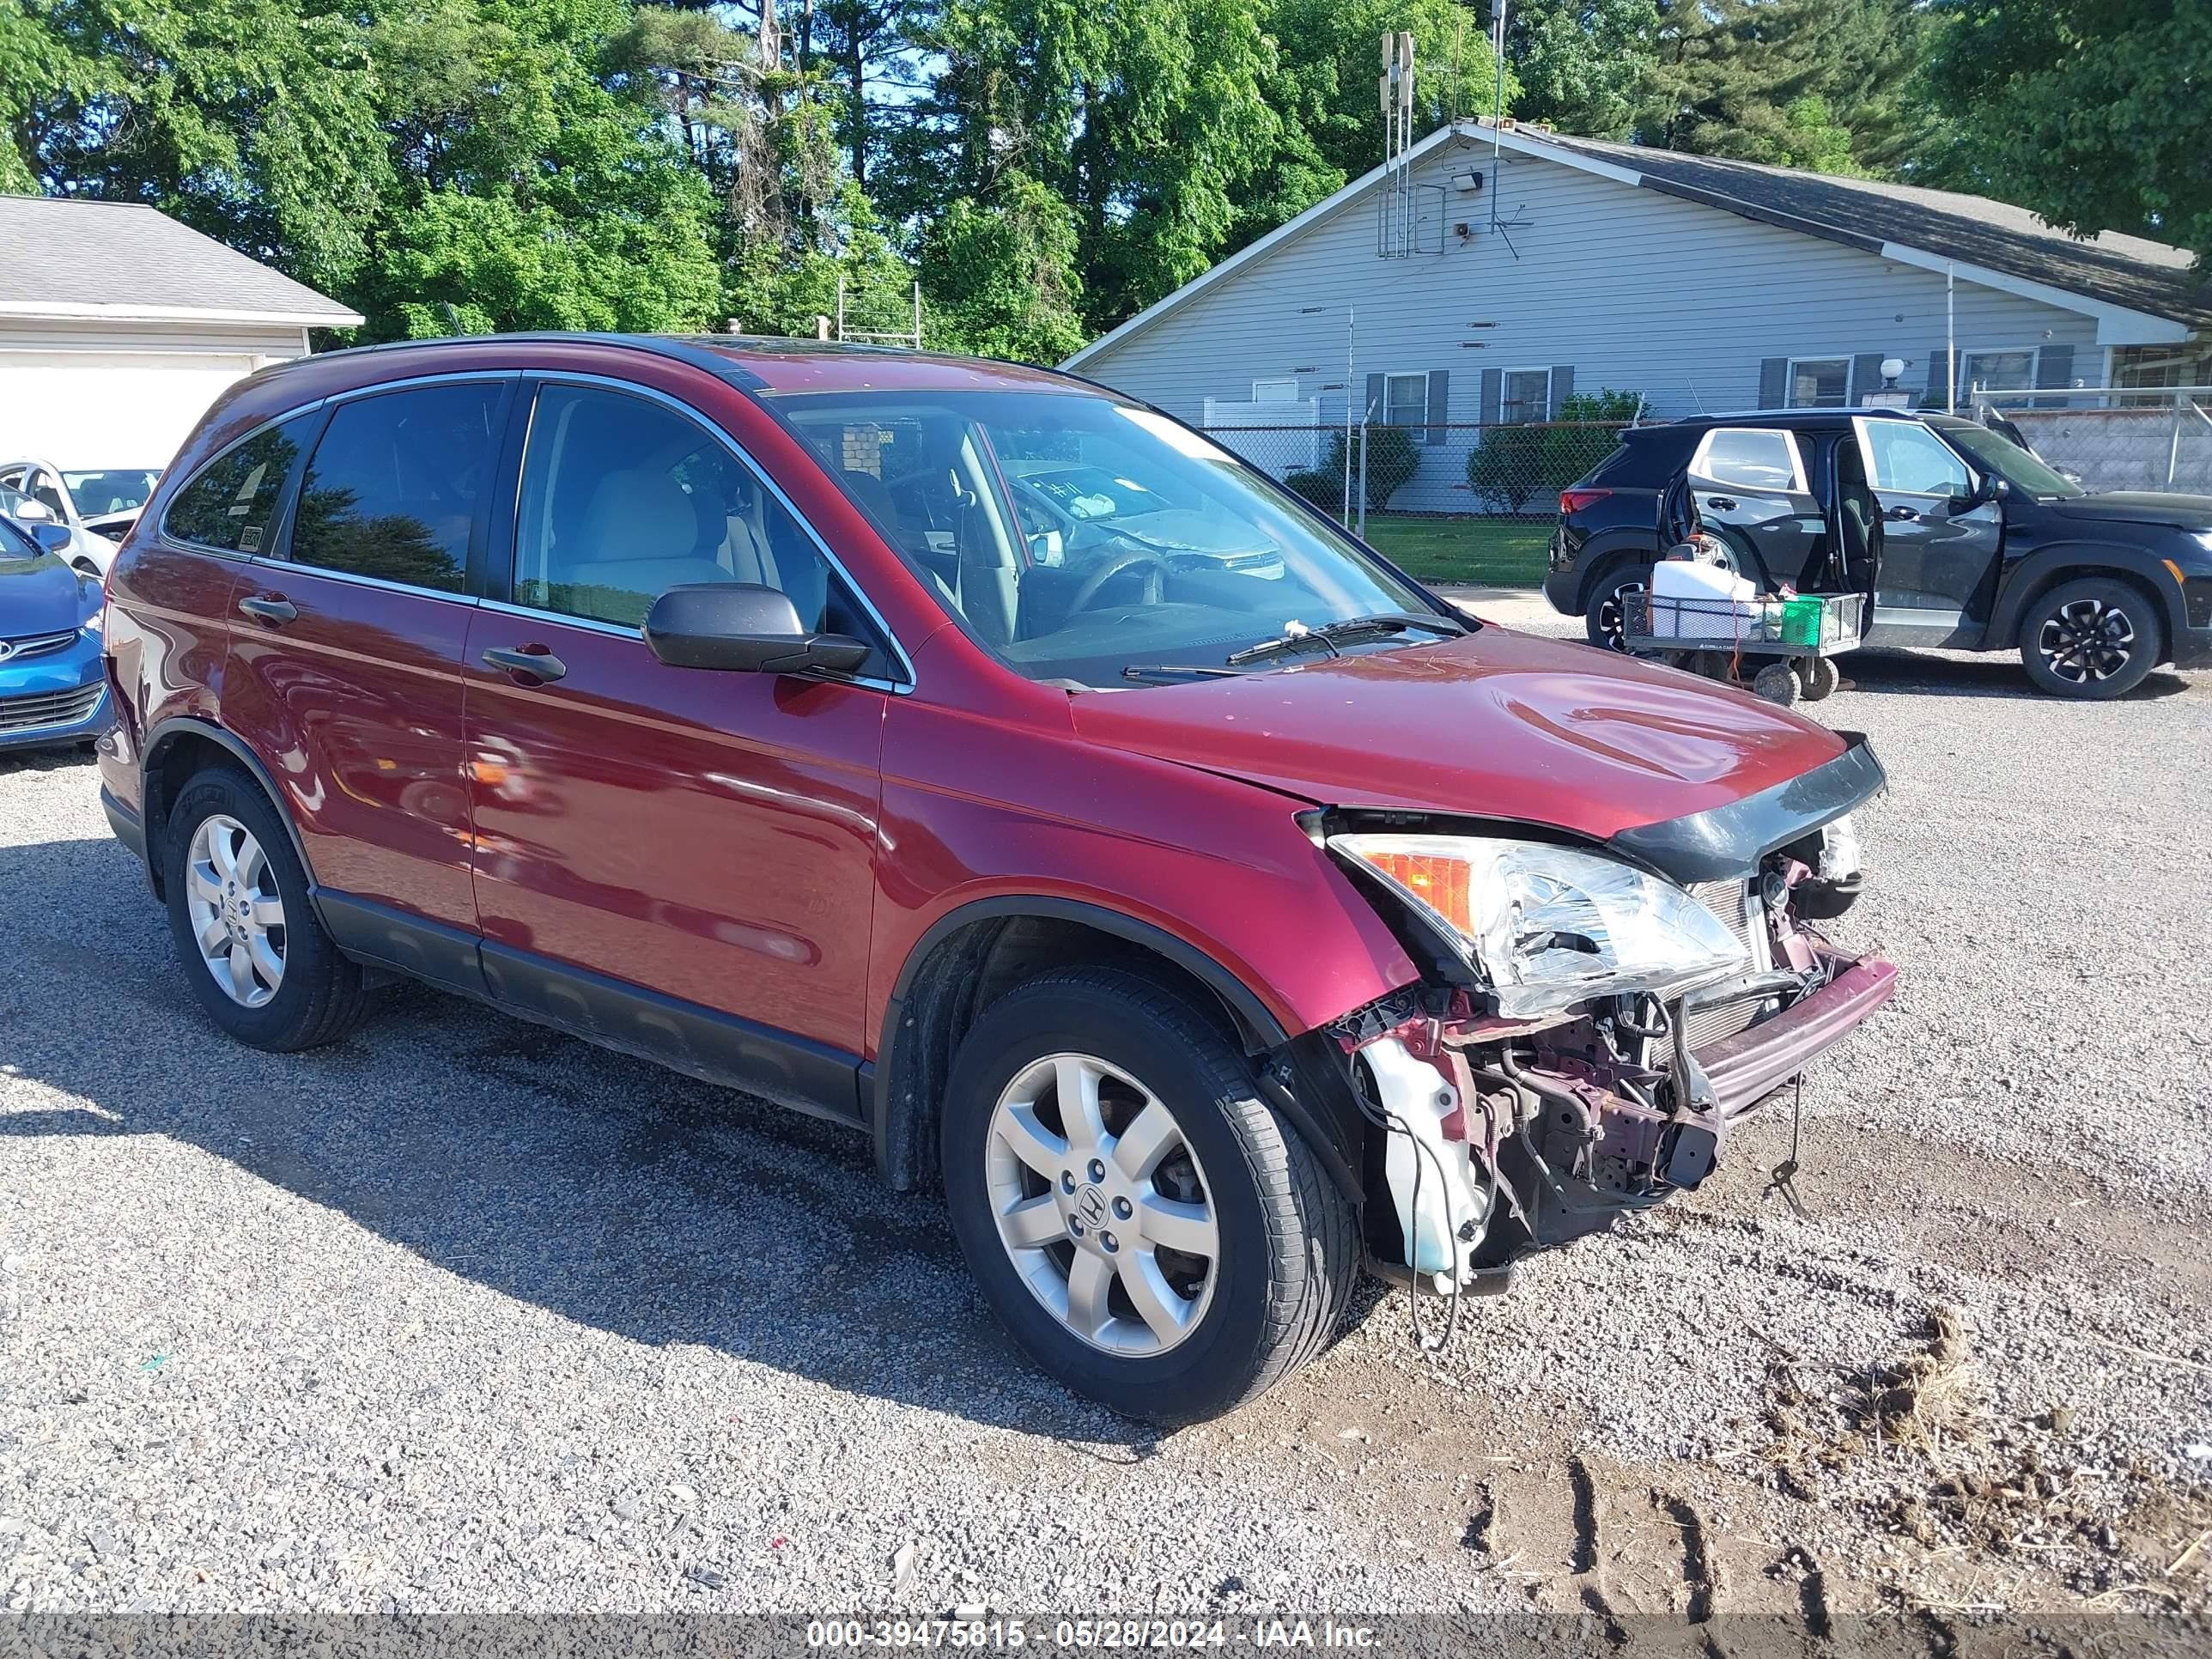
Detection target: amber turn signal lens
<box><xmin>1359</xmin><ymin>849</ymin><xmax>1475</xmax><ymax>933</ymax></box>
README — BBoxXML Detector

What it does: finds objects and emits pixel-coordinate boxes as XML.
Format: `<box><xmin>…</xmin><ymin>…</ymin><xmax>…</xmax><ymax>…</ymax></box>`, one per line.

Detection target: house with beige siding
<box><xmin>1064</xmin><ymin>121</ymin><xmax>2210</xmax><ymax>510</ymax></box>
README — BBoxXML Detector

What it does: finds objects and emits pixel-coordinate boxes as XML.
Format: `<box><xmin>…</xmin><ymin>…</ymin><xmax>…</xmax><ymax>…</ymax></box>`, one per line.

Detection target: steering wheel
<box><xmin>1066</xmin><ymin>549</ymin><xmax>1166</xmax><ymax>613</ymax></box>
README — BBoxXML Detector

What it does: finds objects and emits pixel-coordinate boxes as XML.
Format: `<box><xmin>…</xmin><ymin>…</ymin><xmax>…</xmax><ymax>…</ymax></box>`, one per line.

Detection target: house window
<box><xmin>1959</xmin><ymin>348</ymin><xmax>2035</xmax><ymax>402</ymax></box>
<box><xmin>1382</xmin><ymin>373</ymin><xmax>1428</xmax><ymax>428</ymax></box>
<box><xmin>1501</xmin><ymin>368</ymin><xmax>1552</xmax><ymax>424</ymax></box>
<box><xmin>1251</xmin><ymin>378</ymin><xmax>1301</xmax><ymax>404</ymax></box>
<box><xmin>1788</xmin><ymin>357</ymin><xmax>1850</xmax><ymax>408</ymax></box>
<box><xmin>2112</xmin><ymin>346</ymin><xmax>2212</xmax><ymax>406</ymax></box>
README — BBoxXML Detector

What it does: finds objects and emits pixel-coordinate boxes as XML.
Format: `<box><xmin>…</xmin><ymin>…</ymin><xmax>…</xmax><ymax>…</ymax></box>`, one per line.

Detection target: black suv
<box><xmin>1543</xmin><ymin>408</ymin><xmax>2212</xmax><ymax>698</ymax></box>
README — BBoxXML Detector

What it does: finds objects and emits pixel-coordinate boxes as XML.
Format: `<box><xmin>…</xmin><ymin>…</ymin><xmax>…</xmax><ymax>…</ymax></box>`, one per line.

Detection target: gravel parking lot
<box><xmin>3</xmin><ymin>631</ymin><xmax>2209</xmax><ymax>1631</ymax></box>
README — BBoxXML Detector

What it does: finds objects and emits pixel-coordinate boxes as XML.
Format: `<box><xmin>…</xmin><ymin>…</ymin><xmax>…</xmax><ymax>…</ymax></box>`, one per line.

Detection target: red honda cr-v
<box><xmin>95</xmin><ymin>335</ymin><xmax>1895</xmax><ymax>1421</ymax></box>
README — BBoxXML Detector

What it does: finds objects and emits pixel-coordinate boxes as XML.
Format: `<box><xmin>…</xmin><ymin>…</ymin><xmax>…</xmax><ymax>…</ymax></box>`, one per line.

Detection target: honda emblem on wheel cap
<box><xmin>1076</xmin><ymin>1186</ymin><xmax>1108</xmax><ymax>1228</ymax></box>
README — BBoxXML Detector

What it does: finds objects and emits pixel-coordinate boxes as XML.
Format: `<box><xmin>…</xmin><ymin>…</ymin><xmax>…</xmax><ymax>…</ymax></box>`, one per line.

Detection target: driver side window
<box><xmin>513</xmin><ymin>384</ymin><xmax>843</xmax><ymax>633</ymax></box>
<box><xmin>1862</xmin><ymin>422</ymin><xmax>1971</xmax><ymax>496</ymax></box>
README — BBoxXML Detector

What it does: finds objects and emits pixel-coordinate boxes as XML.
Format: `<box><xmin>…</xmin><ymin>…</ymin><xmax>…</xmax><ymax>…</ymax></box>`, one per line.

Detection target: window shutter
<box><xmin>1364</xmin><ymin>373</ymin><xmax>1386</xmax><ymax>424</ymax></box>
<box><xmin>1424</xmin><ymin>370</ymin><xmax>1449</xmax><ymax>444</ymax></box>
<box><xmin>1924</xmin><ymin>347</ymin><xmax>1950</xmax><ymax>407</ymax></box>
<box><xmin>1480</xmin><ymin>368</ymin><xmax>1502</xmax><ymax>428</ymax></box>
<box><xmin>2036</xmin><ymin>344</ymin><xmax>2075</xmax><ymax>391</ymax></box>
<box><xmin>1548</xmin><ymin>365</ymin><xmax>1574</xmax><ymax>419</ymax></box>
<box><xmin>1849</xmin><ymin>353</ymin><xmax>1885</xmax><ymax>405</ymax></box>
<box><xmin>1757</xmin><ymin>358</ymin><xmax>1788</xmax><ymax>409</ymax></box>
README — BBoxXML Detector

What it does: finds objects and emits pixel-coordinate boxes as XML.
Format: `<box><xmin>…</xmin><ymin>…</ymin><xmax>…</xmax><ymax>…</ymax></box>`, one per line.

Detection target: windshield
<box><xmin>1935</xmin><ymin>421</ymin><xmax>2083</xmax><ymax>499</ymax></box>
<box><xmin>771</xmin><ymin>389</ymin><xmax>1445</xmax><ymax>686</ymax></box>
<box><xmin>64</xmin><ymin>468</ymin><xmax>161</xmax><ymax>517</ymax></box>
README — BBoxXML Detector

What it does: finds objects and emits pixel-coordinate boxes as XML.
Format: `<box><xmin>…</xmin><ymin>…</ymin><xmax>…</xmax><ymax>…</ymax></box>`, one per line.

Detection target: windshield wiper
<box><xmin>1224</xmin><ymin>611</ymin><xmax>1468</xmax><ymax>667</ymax></box>
<box><xmin>1121</xmin><ymin>663</ymin><xmax>1249</xmax><ymax>684</ymax></box>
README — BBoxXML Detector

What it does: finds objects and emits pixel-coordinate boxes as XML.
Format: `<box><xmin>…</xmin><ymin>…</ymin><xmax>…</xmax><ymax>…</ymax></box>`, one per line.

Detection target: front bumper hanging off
<box><xmin>1348</xmin><ymin>943</ymin><xmax>1897</xmax><ymax>1288</ymax></box>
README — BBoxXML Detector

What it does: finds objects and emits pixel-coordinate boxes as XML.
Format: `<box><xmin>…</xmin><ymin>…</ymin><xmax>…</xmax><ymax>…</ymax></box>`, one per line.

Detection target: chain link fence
<box><xmin>1978</xmin><ymin>386</ymin><xmax>2212</xmax><ymax>495</ymax></box>
<box><xmin>1201</xmin><ymin>419</ymin><xmax>1634</xmax><ymax>528</ymax></box>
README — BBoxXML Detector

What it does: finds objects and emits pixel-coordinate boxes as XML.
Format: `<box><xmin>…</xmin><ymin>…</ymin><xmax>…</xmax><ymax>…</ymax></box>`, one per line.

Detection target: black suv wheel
<box><xmin>1584</xmin><ymin>565</ymin><xmax>1650</xmax><ymax>651</ymax></box>
<box><xmin>2019</xmin><ymin>577</ymin><xmax>2163</xmax><ymax>700</ymax></box>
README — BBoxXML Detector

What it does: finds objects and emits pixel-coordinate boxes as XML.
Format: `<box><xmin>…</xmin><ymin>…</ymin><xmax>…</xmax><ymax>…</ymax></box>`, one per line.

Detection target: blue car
<box><xmin>0</xmin><ymin>488</ymin><xmax>109</xmax><ymax>754</ymax></box>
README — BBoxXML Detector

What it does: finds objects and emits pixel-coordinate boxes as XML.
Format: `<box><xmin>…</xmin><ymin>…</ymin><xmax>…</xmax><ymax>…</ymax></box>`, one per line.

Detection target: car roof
<box><xmin>256</xmin><ymin>332</ymin><xmax>1090</xmax><ymax>398</ymax></box>
<box><xmin>1638</xmin><ymin>407</ymin><xmax>1928</xmax><ymax>433</ymax></box>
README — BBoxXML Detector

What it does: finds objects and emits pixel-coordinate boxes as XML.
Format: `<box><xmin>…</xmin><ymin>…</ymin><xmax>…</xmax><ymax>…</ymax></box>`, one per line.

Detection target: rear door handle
<box><xmin>237</xmin><ymin>594</ymin><xmax>296</xmax><ymax>626</ymax></box>
<box><xmin>483</xmin><ymin>645</ymin><xmax>568</xmax><ymax>684</ymax></box>
<box><xmin>1703</xmin><ymin>495</ymin><xmax>1737</xmax><ymax>512</ymax></box>
<box><xmin>1885</xmin><ymin>505</ymin><xmax>1920</xmax><ymax>522</ymax></box>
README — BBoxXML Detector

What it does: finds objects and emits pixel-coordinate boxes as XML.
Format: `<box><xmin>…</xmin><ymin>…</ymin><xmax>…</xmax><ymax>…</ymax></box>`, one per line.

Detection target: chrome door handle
<box><xmin>1703</xmin><ymin>495</ymin><xmax>1737</xmax><ymax>512</ymax></box>
<box><xmin>237</xmin><ymin>594</ymin><xmax>296</xmax><ymax>625</ymax></box>
<box><xmin>1884</xmin><ymin>504</ymin><xmax>1921</xmax><ymax>522</ymax></box>
<box><xmin>483</xmin><ymin>645</ymin><xmax>568</xmax><ymax>684</ymax></box>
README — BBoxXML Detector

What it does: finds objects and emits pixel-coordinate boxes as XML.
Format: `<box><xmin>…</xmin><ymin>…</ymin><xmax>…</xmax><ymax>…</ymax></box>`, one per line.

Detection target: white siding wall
<box><xmin>1079</xmin><ymin>137</ymin><xmax>2102</xmax><ymax>512</ymax></box>
<box><xmin>0</xmin><ymin>319</ymin><xmax>312</xmax><ymax>471</ymax></box>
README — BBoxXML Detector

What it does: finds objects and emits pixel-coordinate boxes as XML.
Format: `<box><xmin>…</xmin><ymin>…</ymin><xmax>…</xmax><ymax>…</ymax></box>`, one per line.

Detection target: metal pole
<box><xmin>1343</xmin><ymin>307</ymin><xmax>1356</xmax><ymax>527</ymax></box>
<box><xmin>1490</xmin><ymin>0</ymin><xmax>1505</xmax><ymax>234</ymax></box>
<box><xmin>1358</xmin><ymin>414</ymin><xmax>1370</xmax><ymax>537</ymax></box>
<box><xmin>912</xmin><ymin>280</ymin><xmax>921</xmax><ymax>348</ymax></box>
<box><xmin>1945</xmin><ymin>263</ymin><xmax>1956</xmax><ymax>415</ymax></box>
<box><xmin>836</xmin><ymin>274</ymin><xmax>846</xmax><ymax>343</ymax></box>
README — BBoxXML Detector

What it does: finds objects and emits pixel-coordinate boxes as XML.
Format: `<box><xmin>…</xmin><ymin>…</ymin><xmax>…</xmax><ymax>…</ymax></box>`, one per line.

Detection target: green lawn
<box><xmin>1358</xmin><ymin>515</ymin><xmax>1552</xmax><ymax>588</ymax></box>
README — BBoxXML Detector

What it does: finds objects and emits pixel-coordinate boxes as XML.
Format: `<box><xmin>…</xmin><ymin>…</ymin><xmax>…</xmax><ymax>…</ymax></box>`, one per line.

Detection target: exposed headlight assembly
<box><xmin>1330</xmin><ymin>834</ymin><xmax>1747</xmax><ymax>1019</ymax></box>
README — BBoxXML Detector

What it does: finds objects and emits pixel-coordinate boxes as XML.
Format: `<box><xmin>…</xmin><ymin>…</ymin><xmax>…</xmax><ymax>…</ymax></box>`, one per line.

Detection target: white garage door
<box><xmin>0</xmin><ymin>351</ymin><xmax>264</xmax><ymax>472</ymax></box>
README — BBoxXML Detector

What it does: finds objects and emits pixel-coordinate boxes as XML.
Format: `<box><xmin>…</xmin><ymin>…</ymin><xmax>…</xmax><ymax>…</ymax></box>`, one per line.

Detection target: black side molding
<box><xmin>316</xmin><ymin>890</ymin><xmax>869</xmax><ymax>1128</ymax></box>
<box><xmin>1608</xmin><ymin>734</ymin><xmax>1887</xmax><ymax>885</ymax></box>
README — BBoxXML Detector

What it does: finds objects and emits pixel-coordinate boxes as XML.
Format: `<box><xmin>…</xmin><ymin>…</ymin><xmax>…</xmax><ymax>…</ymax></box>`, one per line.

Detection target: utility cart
<box><xmin>1622</xmin><ymin>590</ymin><xmax>1864</xmax><ymax>706</ymax></box>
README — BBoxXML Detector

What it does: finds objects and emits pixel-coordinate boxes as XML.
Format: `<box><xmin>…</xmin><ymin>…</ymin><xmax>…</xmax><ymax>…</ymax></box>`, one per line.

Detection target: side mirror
<box><xmin>642</xmin><ymin>583</ymin><xmax>872</xmax><ymax>677</ymax></box>
<box><xmin>12</xmin><ymin>499</ymin><xmax>52</xmax><ymax>522</ymax></box>
<box><xmin>31</xmin><ymin>522</ymin><xmax>72</xmax><ymax>554</ymax></box>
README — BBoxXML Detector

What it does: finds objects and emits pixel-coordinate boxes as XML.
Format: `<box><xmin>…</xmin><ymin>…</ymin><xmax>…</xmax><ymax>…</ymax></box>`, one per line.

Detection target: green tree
<box><xmin>360</xmin><ymin>0</ymin><xmax>725</xmax><ymax>337</ymax></box>
<box><xmin>1258</xmin><ymin>0</ymin><xmax>1509</xmax><ymax>197</ymax></box>
<box><xmin>1636</xmin><ymin>0</ymin><xmax>1924</xmax><ymax>175</ymax></box>
<box><xmin>1501</xmin><ymin>0</ymin><xmax>1656</xmax><ymax>140</ymax></box>
<box><xmin>885</xmin><ymin>0</ymin><xmax>1281</xmax><ymax>331</ymax></box>
<box><xmin>1923</xmin><ymin>0</ymin><xmax>2211</xmax><ymax>265</ymax></box>
<box><xmin>917</xmin><ymin>176</ymin><xmax>1086</xmax><ymax>363</ymax></box>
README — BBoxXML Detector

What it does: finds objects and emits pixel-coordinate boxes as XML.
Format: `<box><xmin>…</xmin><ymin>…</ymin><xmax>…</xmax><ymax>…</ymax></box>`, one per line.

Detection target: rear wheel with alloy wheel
<box><xmin>940</xmin><ymin>967</ymin><xmax>1356</xmax><ymax>1422</ymax></box>
<box><xmin>163</xmin><ymin>765</ymin><xmax>374</xmax><ymax>1050</ymax></box>
<box><xmin>1585</xmin><ymin>566</ymin><xmax>1650</xmax><ymax>651</ymax></box>
<box><xmin>2020</xmin><ymin>577</ymin><xmax>2163</xmax><ymax>700</ymax></box>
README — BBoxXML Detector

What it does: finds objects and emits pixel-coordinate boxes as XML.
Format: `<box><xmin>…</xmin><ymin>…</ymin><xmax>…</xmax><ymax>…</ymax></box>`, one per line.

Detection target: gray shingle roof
<box><xmin>0</xmin><ymin>195</ymin><xmax>361</xmax><ymax>325</ymax></box>
<box><xmin>1525</xmin><ymin>129</ymin><xmax>2212</xmax><ymax>332</ymax></box>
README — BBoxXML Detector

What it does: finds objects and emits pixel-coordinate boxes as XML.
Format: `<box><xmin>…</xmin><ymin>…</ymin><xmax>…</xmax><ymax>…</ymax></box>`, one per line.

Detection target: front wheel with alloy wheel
<box><xmin>163</xmin><ymin>765</ymin><xmax>374</xmax><ymax>1050</ymax></box>
<box><xmin>940</xmin><ymin>967</ymin><xmax>1358</xmax><ymax>1423</ymax></box>
<box><xmin>2020</xmin><ymin>577</ymin><xmax>2164</xmax><ymax>700</ymax></box>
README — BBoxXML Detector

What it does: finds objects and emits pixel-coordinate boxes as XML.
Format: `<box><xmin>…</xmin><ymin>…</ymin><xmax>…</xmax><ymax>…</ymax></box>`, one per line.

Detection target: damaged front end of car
<box><xmin>1278</xmin><ymin>735</ymin><xmax>1898</xmax><ymax>1307</ymax></box>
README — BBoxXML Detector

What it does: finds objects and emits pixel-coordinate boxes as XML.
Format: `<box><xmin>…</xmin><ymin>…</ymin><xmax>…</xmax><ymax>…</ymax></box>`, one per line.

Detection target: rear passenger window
<box><xmin>512</xmin><ymin>383</ymin><xmax>843</xmax><ymax>632</ymax></box>
<box><xmin>162</xmin><ymin>416</ymin><xmax>316</xmax><ymax>553</ymax></box>
<box><xmin>1692</xmin><ymin>427</ymin><xmax>1805</xmax><ymax>493</ymax></box>
<box><xmin>289</xmin><ymin>382</ymin><xmax>503</xmax><ymax>592</ymax></box>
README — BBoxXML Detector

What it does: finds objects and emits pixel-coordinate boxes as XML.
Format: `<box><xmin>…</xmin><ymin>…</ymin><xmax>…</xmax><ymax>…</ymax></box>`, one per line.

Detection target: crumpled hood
<box><xmin>1073</xmin><ymin>627</ymin><xmax>1851</xmax><ymax>840</ymax></box>
<box><xmin>0</xmin><ymin>550</ymin><xmax>94</xmax><ymax>638</ymax></box>
<box><xmin>2050</xmin><ymin>490</ymin><xmax>2212</xmax><ymax>532</ymax></box>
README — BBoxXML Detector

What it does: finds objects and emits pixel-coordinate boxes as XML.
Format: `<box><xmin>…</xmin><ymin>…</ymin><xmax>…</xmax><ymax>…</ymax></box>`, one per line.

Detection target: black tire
<box><xmin>1751</xmin><ymin>661</ymin><xmax>1802</xmax><ymax>706</ymax></box>
<box><xmin>940</xmin><ymin>966</ymin><xmax>1358</xmax><ymax>1423</ymax></box>
<box><xmin>2019</xmin><ymin>576</ymin><xmax>2164</xmax><ymax>700</ymax></box>
<box><xmin>1583</xmin><ymin>563</ymin><xmax>1650</xmax><ymax>651</ymax></box>
<box><xmin>1800</xmin><ymin>655</ymin><xmax>1840</xmax><ymax>702</ymax></box>
<box><xmin>162</xmin><ymin>765</ymin><xmax>374</xmax><ymax>1051</ymax></box>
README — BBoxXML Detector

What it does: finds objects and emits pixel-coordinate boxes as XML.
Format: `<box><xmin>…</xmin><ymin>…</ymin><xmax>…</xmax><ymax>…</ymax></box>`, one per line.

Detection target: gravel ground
<box><xmin>3</xmin><ymin>630</ymin><xmax>2210</xmax><ymax>1630</ymax></box>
